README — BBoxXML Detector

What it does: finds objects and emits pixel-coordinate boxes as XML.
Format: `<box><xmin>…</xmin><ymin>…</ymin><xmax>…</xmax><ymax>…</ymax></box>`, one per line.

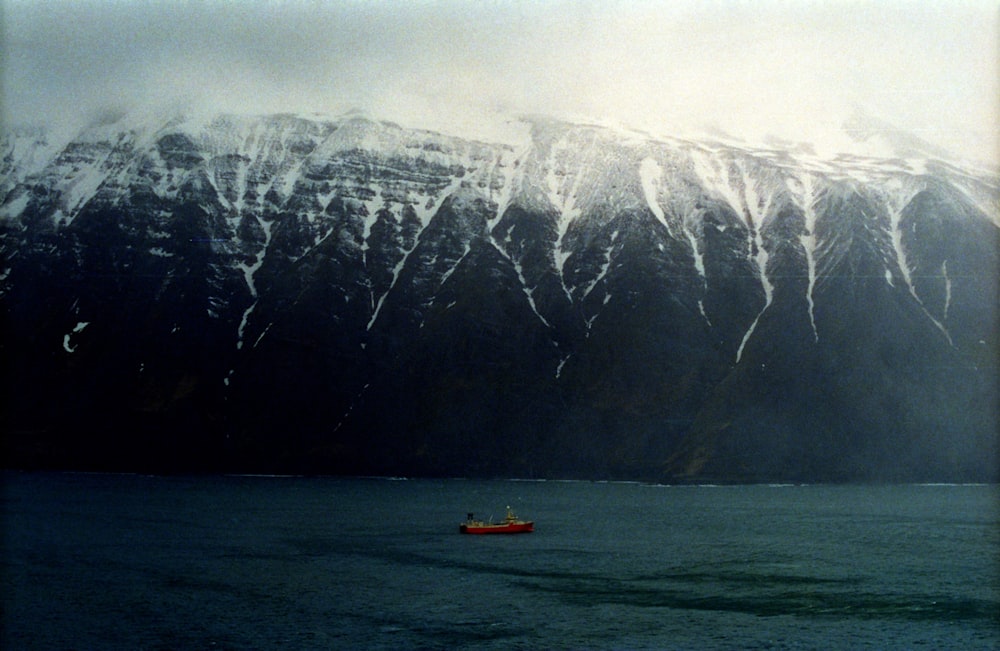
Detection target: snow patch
<box><xmin>484</xmin><ymin>232</ymin><xmax>553</xmax><ymax>329</ymax></box>
<box><xmin>735</xmin><ymin>165</ymin><xmax>776</xmax><ymax>362</ymax></box>
<box><xmin>583</xmin><ymin>231</ymin><xmax>618</xmax><ymax>299</ymax></box>
<box><xmin>236</xmin><ymin>218</ymin><xmax>275</xmax><ymax>349</ymax></box>
<box><xmin>439</xmin><ymin>242</ymin><xmax>472</xmax><ymax>286</ymax></box>
<box><xmin>639</xmin><ymin>157</ymin><xmax>670</xmax><ymax>232</ymax></box>
<box><xmin>882</xmin><ymin>179</ymin><xmax>953</xmax><ymax>345</ymax></box>
<box><xmin>63</xmin><ymin>321</ymin><xmax>89</xmax><ymax>353</ymax></box>
<box><xmin>546</xmin><ymin>132</ymin><xmax>595</xmax><ymax>300</ymax></box>
<box><xmin>786</xmin><ymin>174</ymin><xmax>820</xmax><ymax>342</ymax></box>
<box><xmin>367</xmin><ymin>175</ymin><xmax>465</xmax><ymax>331</ymax></box>
<box><xmin>489</xmin><ymin>146</ymin><xmax>523</xmax><ymax>227</ymax></box>
<box><xmin>555</xmin><ymin>355</ymin><xmax>570</xmax><ymax>379</ymax></box>
<box><xmin>688</xmin><ymin>148</ymin><xmax>744</xmax><ymax>220</ymax></box>
<box><xmin>252</xmin><ymin>323</ymin><xmax>273</xmax><ymax>349</ymax></box>
<box><xmin>683</xmin><ymin>226</ymin><xmax>706</xmax><ymax>279</ymax></box>
<box><xmin>61</xmin><ymin>159</ymin><xmax>112</xmax><ymax>223</ymax></box>
<box><xmin>689</xmin><ymin>147</ymin><xmax>778</xmax><ymax>359</ymax></box>
<box><xmin>698</xmin><ymin>300</ymin><xmax>711</xmax><ymax>326</ymax></box>
<box><xmin>0</xmin><ymin>192</ymin><xmax>31</xmax><ymax>221</ymax></box>
<box><xmin>942</xmin><ymin>260</ymin><xmax>952</xmax><ymax>321</ymax></box>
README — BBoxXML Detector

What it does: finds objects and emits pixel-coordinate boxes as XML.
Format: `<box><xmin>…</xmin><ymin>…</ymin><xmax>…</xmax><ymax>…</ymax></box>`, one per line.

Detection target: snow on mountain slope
<box><xmin>1</xmin><ymin>110</ymin><xmax>997</xmax><ymax>481</ymax></box>
<box><xmin>3</xmin><ymin>111</ymin><xmax>996</xmax><ymax>348</ymax></box>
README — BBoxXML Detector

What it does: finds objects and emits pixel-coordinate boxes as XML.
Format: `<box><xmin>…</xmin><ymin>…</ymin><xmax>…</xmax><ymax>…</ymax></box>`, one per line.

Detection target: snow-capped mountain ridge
<box><xmin>4</xmin><ymin>110</ymin><xmax>995</xmax><ymax>229</ymax></box>
<box><xmin>1</xmin><ymin>111</ymin><xmax>996</xmax><ymax>481</ymax></box>
<box><xmin>1</xmin><ymin>111</ymin><xmax>993</xmax><ymax>351</ymax></box>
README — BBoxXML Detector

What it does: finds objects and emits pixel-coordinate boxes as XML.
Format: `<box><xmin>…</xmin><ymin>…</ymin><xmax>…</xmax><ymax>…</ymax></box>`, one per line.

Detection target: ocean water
<box><xmin>2</xmin><ymin>473</ymin><xmax>998</xmax><ymax>650</ymax></box>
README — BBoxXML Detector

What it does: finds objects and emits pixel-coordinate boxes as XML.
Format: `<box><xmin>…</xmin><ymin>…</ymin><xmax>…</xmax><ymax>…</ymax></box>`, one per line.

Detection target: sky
<box><xmin>2</xmin><ymin>0</ymin><xmax>998</xmax><ymax>162</ymax></box>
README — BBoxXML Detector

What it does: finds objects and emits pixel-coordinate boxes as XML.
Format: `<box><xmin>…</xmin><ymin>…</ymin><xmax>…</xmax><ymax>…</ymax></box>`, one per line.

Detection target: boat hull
<box><xmin>459</xmin><ymin>521</ymin><xmax>534</xmax><ymax>534</ymax></box>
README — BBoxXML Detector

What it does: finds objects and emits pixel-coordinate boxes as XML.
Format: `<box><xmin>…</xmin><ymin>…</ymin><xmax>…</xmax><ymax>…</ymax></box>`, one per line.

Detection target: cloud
<box><xmin>3</xmin><ymin>0</ymin><xmax>997</xmax><ymax>162</ymax></box>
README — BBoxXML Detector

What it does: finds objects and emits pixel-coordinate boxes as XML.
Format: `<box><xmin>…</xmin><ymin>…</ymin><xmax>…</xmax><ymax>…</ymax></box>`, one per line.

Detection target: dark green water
<box><xmin>2</xmin><ymin>473</ymin><xmax>998</xmax><ymax>649</ymax></box>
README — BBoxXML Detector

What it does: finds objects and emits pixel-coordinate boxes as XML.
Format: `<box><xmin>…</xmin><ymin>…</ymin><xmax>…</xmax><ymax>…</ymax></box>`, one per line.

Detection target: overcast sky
<box><xmin>3</xmin><ymin>0</ymin><xmax>998</xmax><ymax>162</ymax></box>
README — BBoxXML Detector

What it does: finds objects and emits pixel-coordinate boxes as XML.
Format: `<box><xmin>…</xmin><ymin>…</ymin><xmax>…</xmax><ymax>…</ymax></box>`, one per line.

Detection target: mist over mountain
<box><xmin>1</xmin><ymin>111</ymin><xmax>996</xmax><ymax>481</ymax></box>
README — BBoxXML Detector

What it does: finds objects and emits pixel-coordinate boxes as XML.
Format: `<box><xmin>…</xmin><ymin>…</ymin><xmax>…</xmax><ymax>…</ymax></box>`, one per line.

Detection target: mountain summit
<box><xmin>1</xmin><ymin>112</ymin><xmax>996</xmax><ymax>481</ymax></box>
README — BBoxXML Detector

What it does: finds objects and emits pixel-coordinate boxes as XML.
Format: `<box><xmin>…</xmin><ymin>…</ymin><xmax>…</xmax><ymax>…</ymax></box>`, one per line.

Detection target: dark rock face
<box><xmin>1</xmin><ymin>113</ymin><xmax>996</xmax><ymax>481</ymax></box>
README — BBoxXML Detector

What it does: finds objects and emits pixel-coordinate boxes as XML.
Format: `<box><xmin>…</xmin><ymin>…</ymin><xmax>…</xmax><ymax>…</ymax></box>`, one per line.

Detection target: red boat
<box><xmin>460</xmin><ymin>506</ymin><xmax>534</xmax><ymax>534</ymax></box>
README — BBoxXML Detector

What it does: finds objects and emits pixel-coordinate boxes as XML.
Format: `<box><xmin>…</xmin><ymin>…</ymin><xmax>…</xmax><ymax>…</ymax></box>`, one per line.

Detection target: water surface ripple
<box><xmin>2</xmin><ymin>474</ymin><xmax>997</xmax><ymax>649</ymax></box>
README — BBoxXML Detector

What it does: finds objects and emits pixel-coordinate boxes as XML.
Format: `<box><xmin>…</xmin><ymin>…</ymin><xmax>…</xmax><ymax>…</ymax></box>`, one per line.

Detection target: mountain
<box><xmin>1</xmin><ymin>111</ymin><xmax>997</xmax><ymax>481</ymax></box>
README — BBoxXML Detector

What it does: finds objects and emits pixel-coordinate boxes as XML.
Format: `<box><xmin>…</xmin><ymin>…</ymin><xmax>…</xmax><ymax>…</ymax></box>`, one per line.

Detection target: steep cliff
<box><xmin>2</xmin><ymin>112</ymin><xmax>996</xmax><ymax>480</ymax></box>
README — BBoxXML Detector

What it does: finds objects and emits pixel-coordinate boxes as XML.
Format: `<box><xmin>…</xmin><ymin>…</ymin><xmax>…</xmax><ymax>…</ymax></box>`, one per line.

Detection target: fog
<box><xmin>3</xmin><ymin>0</ymin><xmax>997</xmax><ymax>162</ymax></box>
